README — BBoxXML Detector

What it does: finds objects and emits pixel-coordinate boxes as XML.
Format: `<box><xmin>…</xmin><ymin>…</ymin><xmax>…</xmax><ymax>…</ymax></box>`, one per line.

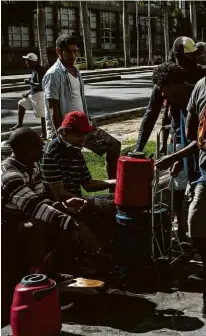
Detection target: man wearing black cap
<box><xmin>135</xmin><ymin>36</ymin><xmax>206</xmax><ymax>154</ymax></box>
<box><xmin>11</xmin><ymin>53</ymin><xmax>46</xmax><ymax>139</ymax></box>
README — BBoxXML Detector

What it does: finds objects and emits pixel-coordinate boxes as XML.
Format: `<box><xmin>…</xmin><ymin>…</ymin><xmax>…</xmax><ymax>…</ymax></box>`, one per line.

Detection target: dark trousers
<box><xmin>193</xmin><ymin>237</ymin><xmax>206</xmax><ymax>302</ymax></box>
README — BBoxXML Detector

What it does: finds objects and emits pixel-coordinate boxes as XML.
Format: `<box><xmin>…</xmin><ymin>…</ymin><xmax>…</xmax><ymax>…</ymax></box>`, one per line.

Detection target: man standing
<box><xmin>42</xmin><ymin>35</ymin><xmax>121</xmax><ymax>180</ymax></box>
<box><xmin>135</xmin><ymin>37</ymin><xmax>206</xmax><ymax>154</ymax></box>
<box><xmin>156</xmin><ymin>77</ymin><xmax>206</xmax><ymax>317</ymax></box>
<box><xmin>186</xmin><ymin>77</ymin><xmax>206</xmax><ymax>318</ymax></box>
<box><xmin>11</xmin><ymin>53</ymin><xmax>46</xmax><ymax>139</ymax></box>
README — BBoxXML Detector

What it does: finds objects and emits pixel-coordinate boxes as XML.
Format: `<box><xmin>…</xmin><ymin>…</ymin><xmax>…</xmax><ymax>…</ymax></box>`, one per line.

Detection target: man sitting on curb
<box><xmin>11</xmin><ymin>53</ymin><xmax>46</xmax><ymax>139</ymax></box>
<box><xmin>1</xmin><ymin>128</ymin><xmax>101</xmax><ymax>286</ymax></box>
<box><xmin>41</xmin><ymin>111</ymin><xmax>117</xmax><ymax>249</ymax></box>
<box><xmin>42</xmin><ymin>34</ymin><xmax>121</xmax><ymax>180</ymax></box>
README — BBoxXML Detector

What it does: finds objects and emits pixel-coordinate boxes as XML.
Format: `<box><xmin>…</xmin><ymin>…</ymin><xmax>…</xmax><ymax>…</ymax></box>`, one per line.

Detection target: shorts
<box><xmin>18</xmin><ymin>92</ymin><xmax>45</xmax><ymax>118</ymax></box>
<box><xmin>84</xmin><ymin>127</ymin><xmax>119</xmax><ymax>156</ymax></box>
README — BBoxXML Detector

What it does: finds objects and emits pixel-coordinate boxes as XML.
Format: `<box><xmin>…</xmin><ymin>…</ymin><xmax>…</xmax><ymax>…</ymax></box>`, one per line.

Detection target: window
<box><xmin>89</xmin><ymin>10</ymin><xmax>97</xmax><ymax>48</ymax></box>
<box><xmin>101</xmin><ymin>11</ymin><xmax>116</xmax><ymax>50</ymax></box>
<box><xmin>46</xmin><ymin>6</ymin><xmax>53</xmax><ymax>26</ymax></box>
<box><xmin>33</xmin><ymin>7</ymin><xmax>54</xmax><ymax>47</ymax></box>
<box><xmin>8</xmin><ymin>26</ymin><xmax>29</xmax><ymax>48</ymax></box>
<box><xmin>58</xmin><ymin>7</ymin><xmax>76</xmax><ymax>36</ymax></box>
<box><xmin>139</xmin><ymin>17</ymin><xmax>149</xmax><ymax>51</ymax></box>
<box><xmin>154</xmin><ymin>18</ymin><xmax>163</xmax><ymax>52</ymax></box>
<box><xmin>120</xmin><ymin>14</ymin><xmax>136</xmax><ymax>51</ymax></box>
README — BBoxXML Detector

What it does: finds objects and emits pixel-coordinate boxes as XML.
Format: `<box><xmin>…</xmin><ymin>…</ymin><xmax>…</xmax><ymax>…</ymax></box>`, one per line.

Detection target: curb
<box><xmin>1</xmin><ymin>106</ymin><xmax>146</xmax><ymax>141</ymax></box>
<box><xmin>1</xmin><ymin>75</ymin><xmax>122</xmax><ymax>93</ymax></box>
<box><xmin>1</xmin><ymin>65</ymin><xmax>156</xmax><ymax>83</ymax></box>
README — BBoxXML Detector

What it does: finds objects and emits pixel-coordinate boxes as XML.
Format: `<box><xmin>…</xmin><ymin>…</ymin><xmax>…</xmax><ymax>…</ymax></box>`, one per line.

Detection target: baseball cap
<box><xmin>173</xmin><ymin>36</ymin><xmax>199</xmax><ymax>58</ymax></box>
<box><xmin>22</xmin><ymin>53</ymin><xmax>38</xmax><ymax>62</ymax></box>
<box><xmin>61</xmin><ymin>111</ymin><xmax>94</xmax><ymax>133</ymax></box>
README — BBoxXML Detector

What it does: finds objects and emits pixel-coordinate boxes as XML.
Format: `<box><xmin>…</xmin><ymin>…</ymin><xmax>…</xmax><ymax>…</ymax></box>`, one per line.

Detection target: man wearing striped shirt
<box><xmin>41</xmin><ymin>111</ymin><xmax>116</xmax><ymax>243</ymax></box>
<box><xmin>42</xmin><ymin>34</ymin><xmax>121</xmax><ymax>181</ymax></box>
<box><xmin>1</xmin><ymin>128</ymin><xmax>100</xmax><ymax>284</ymax></box>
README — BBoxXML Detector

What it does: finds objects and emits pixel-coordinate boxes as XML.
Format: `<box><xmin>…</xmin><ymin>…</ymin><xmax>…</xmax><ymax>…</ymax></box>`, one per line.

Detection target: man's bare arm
<box><xmin>48</xmin><ymin>99</ymin><xmax>62</xmax><ymax>131</ymax></box>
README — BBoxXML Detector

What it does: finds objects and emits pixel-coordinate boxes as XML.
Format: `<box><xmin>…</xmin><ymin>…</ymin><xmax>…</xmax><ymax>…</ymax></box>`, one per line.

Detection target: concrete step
<box><xmin>1</xmin><ymin>83</ymin><xmax>30</xmax><ymax>93</ymax></box>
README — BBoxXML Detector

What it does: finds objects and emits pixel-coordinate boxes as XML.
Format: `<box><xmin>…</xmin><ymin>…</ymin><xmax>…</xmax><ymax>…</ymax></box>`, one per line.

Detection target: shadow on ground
<box><xmin>61</xmin><ymin>291</ymin><xmax>204</xmax><ymax>334</ymax></box>
<box><xmin>62</xmin><ymin>293</ymin><xmax>156</xmax><ymax>332</ymax></box>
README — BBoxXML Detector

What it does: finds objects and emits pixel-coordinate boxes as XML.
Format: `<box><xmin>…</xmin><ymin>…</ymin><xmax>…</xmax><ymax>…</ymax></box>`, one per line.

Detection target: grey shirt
<box><xmin>187</xmin><ymin>77</ymin><xmax>206</xmax><ymax>177</ymax></box>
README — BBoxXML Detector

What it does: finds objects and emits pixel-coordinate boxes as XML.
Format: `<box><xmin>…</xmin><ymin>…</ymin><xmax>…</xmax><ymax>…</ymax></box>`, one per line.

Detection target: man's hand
<box><xmin>155</xmin><ymin>155</ymin><xmax>176</xmax><ymax>170</ymax></box>
<box><xmin>169</xmin><ymin>161</ymin><xmax>183</xmax><ymax>177</ymax></box>
<box><xmin>104</xmin><ymin>179</ymin><xmax>116</xmax><ymax>185</ymax></box>
<box><xmin>22</xmin><ymin>92</ymin><xmax>30</xmax><ymax>99</ymax></box>
<box><xmin>62</xmin><ymin>197</ymin><xmax>87</xmax><ymax>215</ymax></box>
<box><xmin>74</xmin><ymin>220</ymin><xmax>101</xmax><ymax>255</ymax></box>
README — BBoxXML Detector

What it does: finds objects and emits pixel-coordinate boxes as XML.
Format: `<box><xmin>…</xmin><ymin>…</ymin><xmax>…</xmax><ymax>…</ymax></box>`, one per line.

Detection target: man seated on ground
<box><xmin>41</xmin><ymin>111</ymin><xmax>117</xmax><ymax>249</ymax></box>
<box><xmin>156</xmin><ymin>77</ymin><xmax>206</xmax><ymax>318</ymax></box>
<box><xmin>42</xmin><ymin>34</ymin><xmax>121</xmax><ymax>180</ymax></box>
<box><xmin>135</xmin><ymin>36</ymin><xmax>206</xmax><ymax>155</ymax></box>
<box><xmin>11</xmin><ymin>53</ymin><xmax>46</xmax><ymax>138</ymax></box>
<box><xmin>1</xmin><ymin>127</ymin><xmax>101</xmax><ymax>286</ymax></box>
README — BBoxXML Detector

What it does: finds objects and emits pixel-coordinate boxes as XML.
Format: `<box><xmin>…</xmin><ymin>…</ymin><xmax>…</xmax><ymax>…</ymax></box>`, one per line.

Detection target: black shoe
<box><xmin>201</xmin><ymin>302</ymin><xmax>206</xmax><ymax>318</ymax></box>
<box><xmin>188</xmin><ymin>269</ymin><xmax>204</xmax><ymax>282</ymax></box>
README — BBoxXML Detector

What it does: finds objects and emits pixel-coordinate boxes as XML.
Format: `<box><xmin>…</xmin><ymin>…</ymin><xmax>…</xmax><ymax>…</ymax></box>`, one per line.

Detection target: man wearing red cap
<box><xmin>42</xmin><ymin>35</ymin><xmax>121</xmax><ymax>181</ymax></box>
<box><xmin>41</xmin><ymin>111</ymin><xmax>116</xmax><ymax>246</ymax></box>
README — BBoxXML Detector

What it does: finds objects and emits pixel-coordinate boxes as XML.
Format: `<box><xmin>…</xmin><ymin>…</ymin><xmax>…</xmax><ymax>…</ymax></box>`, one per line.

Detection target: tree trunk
<box><xmin>189</xmin><ymin>1</ymin><xmax>197</xmax><ymax>41</ymax></box>
<box><xmin>179</xmin><ymin>0</ymin><xmax>186</xmax><ymax>18</ymax></box>
<box><xmin>163</xmin><ymin>1</ymin><xmax>169</xmax><ymax>62</ymax></box>
<box><xmin>123</xmin><ymin>1</ymin><xmax>130</xmax><ymax>67</ymax></box>
<box><xmin>37</xmin><ymin>1</ymin><xmax>49</xmax><ymax>68</ymax></box>
<box><xmin>136</xmin><ymin>1</ymin><xmax>140</xmax><ymax>66</ymax></box>
<box><xmin>80</xmin><ymin>1</ymin><xmax>93</xmax><ymax>70</ymax></box>
<box><xmin>147</xmin><ymin>0</ymin><xmax>153</xmax><ymax>65</ymax></box>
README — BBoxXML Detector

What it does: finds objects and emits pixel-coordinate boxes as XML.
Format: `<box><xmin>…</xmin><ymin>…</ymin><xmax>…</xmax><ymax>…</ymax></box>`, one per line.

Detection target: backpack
<box><xmin>197</xmin><ymin>105</ymin><xmax>206</xmax><ymax>150</ymax></box>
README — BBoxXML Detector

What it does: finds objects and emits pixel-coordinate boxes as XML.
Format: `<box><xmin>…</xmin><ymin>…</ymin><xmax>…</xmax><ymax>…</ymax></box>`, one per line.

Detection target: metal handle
<box><xmin>33</xmin><ymin>281</ymin><xmax>57</xmax><ymax>301</ymax></box>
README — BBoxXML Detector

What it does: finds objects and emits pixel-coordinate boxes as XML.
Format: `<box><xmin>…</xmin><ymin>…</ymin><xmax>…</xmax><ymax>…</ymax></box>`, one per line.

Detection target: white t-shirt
<box><xmin>68</xmin><ymin>73</ymin><xmax>84</xmax><ymax>112</ymax></box>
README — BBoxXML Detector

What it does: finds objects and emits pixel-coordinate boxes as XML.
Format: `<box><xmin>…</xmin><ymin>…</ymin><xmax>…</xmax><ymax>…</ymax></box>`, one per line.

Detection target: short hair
<box><xmin>56</xmin><ymin>34</ymin><xmax>78</xmax><ymax>50</ymax></box>
<box><xmin>153</xmin><ymin>62</ymin><xmax>186</xmax><ymax>87</ymax></box>
<box><xmin>196</xmin><ymin>42</ymin><xmax>206</xmax><ymax>54</ymax></box>
<box><xmin>9</xmin><ymin>128</ymin><xmax>40</xmax><ymax>153</ymax></box>
<box><xmin>168</xmin><ymin>49</ymin><xmax>176</xmax><ymax>63</ymax></box>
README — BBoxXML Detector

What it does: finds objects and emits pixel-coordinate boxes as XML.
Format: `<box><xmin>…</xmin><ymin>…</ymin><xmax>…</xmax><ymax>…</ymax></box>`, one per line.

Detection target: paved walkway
<box><xmin>2</xmin><ymin>288</ymin><xmax>206</xmax><ymax>335</ymax></box>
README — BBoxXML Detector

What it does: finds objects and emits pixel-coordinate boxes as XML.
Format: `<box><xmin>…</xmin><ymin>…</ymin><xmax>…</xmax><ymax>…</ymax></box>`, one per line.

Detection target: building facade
<box><xmin>2</xmin><ymin>1</ymin><xmax>204</xmax><ymax>73</ymax></box>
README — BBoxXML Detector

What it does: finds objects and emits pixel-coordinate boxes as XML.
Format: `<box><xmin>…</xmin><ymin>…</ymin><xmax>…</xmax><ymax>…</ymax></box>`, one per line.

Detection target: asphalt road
<box><xmin>1</xmin><ymin>71</ymin><xmax>153</xmax><ymax>133</ymax></box>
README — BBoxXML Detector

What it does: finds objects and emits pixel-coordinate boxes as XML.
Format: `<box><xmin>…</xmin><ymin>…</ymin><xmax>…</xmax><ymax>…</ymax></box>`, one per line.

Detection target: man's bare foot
<box><xmin>10</xmin><ymin>124</ymin><xmax>22</xmax><ymax>131</ymax></box>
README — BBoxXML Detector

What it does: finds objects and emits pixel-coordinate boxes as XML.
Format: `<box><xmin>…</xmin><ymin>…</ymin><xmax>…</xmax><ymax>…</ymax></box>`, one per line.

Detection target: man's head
<box><xmin>196</xmin><ymin>42</ymin><xmax>206</xmax><ymax>65</ymax></box>
<box><xmin>153</xmin><ymin>62</ymin><xmax>191</xmax><ymax>105</ymax></box>
<box><xmin>22</xmin><ymin>53</ymin><xmax>38</xmax><ymax>69</ymax></box>
<box><xmin>9</xmin><ymin>128</ymin><xmax>43</xmax><ymax>163</ymax></box>
<box><xmin>59</xmin><ymin>111</ymin><xmax>94</xmax><ymax>147</ymax></box>
<box><xmin>56</xmin><ymin>34</ymin><xmax>79</xmax><ymax>67</ymax></box>
<box><xmin>172</xmin><ymin>36</ymin><xmax>200</xmax><ymax>69</ymax></box>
